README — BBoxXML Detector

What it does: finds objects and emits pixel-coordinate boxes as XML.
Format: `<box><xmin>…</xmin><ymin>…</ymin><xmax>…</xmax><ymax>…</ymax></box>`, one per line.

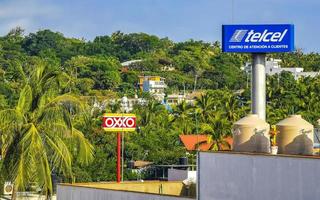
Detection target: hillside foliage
<box><xmin>1</xmin><ymin>28</ymin><xmax>320</xmax><ymax>196</ymax></box>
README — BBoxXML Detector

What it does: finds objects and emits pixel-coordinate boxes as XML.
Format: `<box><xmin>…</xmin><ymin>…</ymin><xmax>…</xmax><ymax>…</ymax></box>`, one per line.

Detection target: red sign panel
<box><xmin>102</xmin><ymin>113</ymin><xmax>136</xmax><ymax>132</ymax></box>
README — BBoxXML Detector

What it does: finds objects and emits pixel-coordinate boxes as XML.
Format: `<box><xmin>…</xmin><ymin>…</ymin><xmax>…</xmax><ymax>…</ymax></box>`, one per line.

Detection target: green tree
<box><xmin>65</xmin><ymin>55</ymin><xmax>121</xmax><ymax>90</ymax></box>
<box><xmin>172</xmin><ymin>101</ymin><xmax>194</xmax><ymax>134</ymax></box>
<box><xmin>208</xmin><ymin>53</ymin><xmax>247</xmax><ymax>89</ymax></box>
<box><xmin>0</xmin><ymin>63</ymin><xmax>93</xmax><ymax>198</ymax></box>
<box><xmin>195</xmin><ymin>93</ymin><xmax>214</xmax><ymax>122</ymax></box>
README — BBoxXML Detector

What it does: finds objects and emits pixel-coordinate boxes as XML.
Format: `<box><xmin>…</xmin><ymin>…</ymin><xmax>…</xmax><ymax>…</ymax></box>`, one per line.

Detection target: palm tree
<box><xmin>199</xmin><ymin>111</ymin><xmax>231</xmax><ymax>150</ymax></box>
<box><xmin>196</xmin><ymin>93</ymin><xmax>214</xmax><ymax>122</ymax></box>
<box><xmin>0</xmin><ymin>63</ymin><xmax>93</xmax><ymax>199</ymax></box>
<box><xmin>172</xmin><ymin>101</ymin><xmax>194</xmax><ymax>134</ymax></box>
<box><xmin>137</xmin><ymin>100</ymin><xmax>164</xmax><ymax>126</ymax></box>
<box><xmin>223</xmin><ymin>92</ymin><xmax>246</xmax><ymax>122</ymax></box>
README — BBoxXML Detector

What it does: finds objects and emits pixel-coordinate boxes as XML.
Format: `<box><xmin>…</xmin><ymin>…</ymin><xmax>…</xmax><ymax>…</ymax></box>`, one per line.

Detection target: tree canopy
<box><xmin>1</xmin><ymin>28</ymin><xmax>320</xmax><ymax>198</ymax></box>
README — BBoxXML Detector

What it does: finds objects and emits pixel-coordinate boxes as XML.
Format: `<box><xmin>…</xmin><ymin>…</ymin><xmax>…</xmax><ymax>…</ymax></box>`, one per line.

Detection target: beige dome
<box><xmin>276</xmin><ymin>115</ymin><xmax>314</xmax><ymax>155</ymax></box>
<box><xmin>277</xmin><ymin>115</ymin><xmax>313</xmax><ymax>128</ymax></box>
<box><xmin>233</xmin><ymin>114</ymin><xmax>270</xmax><ymax>153</ymax></box>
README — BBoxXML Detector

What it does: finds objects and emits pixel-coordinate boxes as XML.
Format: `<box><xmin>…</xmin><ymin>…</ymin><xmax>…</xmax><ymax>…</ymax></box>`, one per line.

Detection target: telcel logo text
<box><xmin>230</xmin><ymin>29</ymin><xmax>288</xmax><ymax>43</ymax></box>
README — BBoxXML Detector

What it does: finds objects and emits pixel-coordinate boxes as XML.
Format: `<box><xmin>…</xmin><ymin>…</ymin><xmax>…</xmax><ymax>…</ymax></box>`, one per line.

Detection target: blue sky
<box><xmin>0</xmin><ymin>0</ymin><xmax>319</xmax><ymax>52</ymax></box>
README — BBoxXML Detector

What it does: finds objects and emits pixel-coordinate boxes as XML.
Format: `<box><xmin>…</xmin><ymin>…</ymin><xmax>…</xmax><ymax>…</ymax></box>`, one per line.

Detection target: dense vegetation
<box><xmin>1</xmin><ymin>27</ymin><xmax>320</xmax><ymax>198</ymax></box>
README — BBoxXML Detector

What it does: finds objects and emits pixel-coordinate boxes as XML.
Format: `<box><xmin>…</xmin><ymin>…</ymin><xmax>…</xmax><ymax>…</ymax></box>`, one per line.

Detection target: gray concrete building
<box><xmin>198</xmin><ymin>151</ymin><xmax>320</xmax><ymax>200</ymax></box>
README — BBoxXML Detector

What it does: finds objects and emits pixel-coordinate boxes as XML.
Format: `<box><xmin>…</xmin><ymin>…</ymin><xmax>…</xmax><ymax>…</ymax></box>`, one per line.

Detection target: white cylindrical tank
<box><xmin>232</xmin><ymin>114</ymin><xmax>270</xmax><ymax>153</ymax></box>
<box><xmin>276</xmin><ymin>115</ymin><xmax>314</xmax><ymax>155</ymax></box>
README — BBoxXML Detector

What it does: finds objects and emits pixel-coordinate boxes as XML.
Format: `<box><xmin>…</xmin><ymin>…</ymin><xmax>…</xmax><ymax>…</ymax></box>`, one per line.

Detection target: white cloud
<box><xmin>0</xmin><ymin>0</ymin><xmax>61</xmax><ymax>35</ymax></box>
<box><xmin>5</xmin><ymin>18</ymin><xmax>32</xmax><ymax>30</ymax></box>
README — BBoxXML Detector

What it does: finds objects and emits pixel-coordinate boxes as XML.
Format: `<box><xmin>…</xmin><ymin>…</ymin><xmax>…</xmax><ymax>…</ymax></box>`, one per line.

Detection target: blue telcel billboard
<box><xmin>222</xmin><ymin>24</ymin><xmax>294</xmax><ymax>53</ymax></box>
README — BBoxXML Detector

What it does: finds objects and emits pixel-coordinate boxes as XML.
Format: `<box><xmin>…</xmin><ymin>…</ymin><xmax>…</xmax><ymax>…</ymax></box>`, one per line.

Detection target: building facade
<box><xmin>139</xmin><ymin>76</ymin><xmax>167</xmax><ymax>101</ymax></box>
<box><xmin>243</xmin><ymin>58</ymin><xmax>320</xmax><ymax>79</ymax></box>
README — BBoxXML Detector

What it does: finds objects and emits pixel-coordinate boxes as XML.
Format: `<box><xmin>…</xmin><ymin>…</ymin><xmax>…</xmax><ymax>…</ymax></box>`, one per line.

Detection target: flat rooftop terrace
<box><xmin>58</xmin><ymin>181</ymin><xmax>196</xmax><ymax>200</ymax></box>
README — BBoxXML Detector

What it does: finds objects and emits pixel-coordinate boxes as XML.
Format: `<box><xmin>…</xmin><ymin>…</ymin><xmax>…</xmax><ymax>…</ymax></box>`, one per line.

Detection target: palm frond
<box><xmin>13</xmin><ymin>147</ymin><xmax>28</xmax><ymax>191</ymax></box>
<box><xmin>14</xmin><ymin>62</ymin><xmax>27</xmax><ymax>84</ymax></box>
<box><xmin>45</xmin><ymin>134</ymin><xmax>73</xmax><ymax>177</ymax></box>
<box><xmin>45</xmin><ymin>94</ymin><xmax>84</xmax><ymax>112</ymax></box>
<box><xmin>36</xmin><ymin>148</ymin><xmax>53</xmax><ymax>197</ymax></box>
<box><xmin>1</xmin><ymin>125</ymin><xmax>20</xmax><ymax>158</ymax></box>
<box><xmin>16</xmin><ymin>85</ymin><xmax>32</xmax><ymax>113</ymax></box>
<box><xmin>42</xmin><ymin>122</ymin><xmax>72</xmax><ymax>138</ymax></box>
<box><xmin>13</xmin><ymin>124</ymin><xmax>52</xmax><ymax>194</ymax></box>
<box><xmin>0</xmin><ymin>109</ymin><xmax>24</xmax><ymax>125</ymax></box>
<box><xmin>30</xmin><ymin>63</ymin><xmax>45</xmax><ymax>84</ymax></box>
<box><xmin>71</xmin><ymin>128</ymin><xmax>94</xmax><ymax>165</ymax></box>
<box><xmin>199</xmin><ymin>123</ymin><xmax>214</xmax><ymax>133</ymax></box>
<box><xmin>37</xmin><ymin>106</ymin><xmax>72</xmax><ymax>134</ymax></box>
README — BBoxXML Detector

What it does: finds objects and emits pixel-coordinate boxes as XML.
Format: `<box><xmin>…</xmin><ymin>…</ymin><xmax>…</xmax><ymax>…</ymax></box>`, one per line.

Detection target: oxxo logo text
<box><xmin>102</xmin><ymin>114</ymin><xmax>136</xmax><ymax>132</ymax></box>
<box><xmin>229</xmin><ymin>29</ymin><xmax>288</xmax><ymax>43</ymax></box>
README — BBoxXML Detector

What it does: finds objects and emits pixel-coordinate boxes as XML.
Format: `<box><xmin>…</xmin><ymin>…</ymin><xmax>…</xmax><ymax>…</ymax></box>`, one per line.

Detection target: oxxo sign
<box><xmin>102</xmin><ymin>113</ymin><xmax>136</xmax><ymax>132</ymax></box>
<box><xmin>222</xmin><ymin>24</ymin><xmax>294</xmax><ymax>53</ymax></box>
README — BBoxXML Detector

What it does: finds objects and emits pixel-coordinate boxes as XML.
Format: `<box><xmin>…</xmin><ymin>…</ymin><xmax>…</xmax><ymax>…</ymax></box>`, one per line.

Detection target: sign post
<box><xmin>102</xmin><ymin>113</ymin><xmax>136</xmax><ymax>183</ymax></box>
<box><xmin>252</xmin><ymin>53</ymin><xmax>266</xmax><ymax>120</ymax></box>
<box><xmin>222</xmin><ymin>24</ymin><xmax>294</xmax><ymax>120</ymax></box>
<box><xmin>117</xmin><ymin>132</ymin><xmax>121</xmax><ymax>183</ymax></box>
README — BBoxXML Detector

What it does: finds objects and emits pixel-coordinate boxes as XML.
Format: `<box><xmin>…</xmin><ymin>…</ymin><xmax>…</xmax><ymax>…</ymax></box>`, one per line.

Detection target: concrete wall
<box><xmin>168</xmin><ymin>169</ymin><xmax>188</xmax><ymax>181</ymax></box>
<box><xmin>57</xmin><ymin>184</ymin><xmax>194</xmax><ymax>200</ymax></box>
<box><xmin>168</xmin><ymin>169</ymin><xmax>197</xmax><ymax>182</ymax></box>
<box><xmin>198</xmin><ymin>152</ymin><xmax>320</xmax><ymax>200</ymax></box>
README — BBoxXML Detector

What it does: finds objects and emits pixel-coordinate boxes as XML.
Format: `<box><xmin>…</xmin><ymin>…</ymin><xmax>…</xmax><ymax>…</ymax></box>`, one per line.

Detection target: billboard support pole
<box><xmin>117</xmin><ymin>132</ymin><xmax>121</xmax><ymax>183</ymax></box>
<box><xmin>121</xmin><ymin>131</ymin><xmax>124</xmax><ymax>182</ymax></box>
<box><xmin>251</xmin><ymin>53</ymin><xmax>266</xmax><ymax>120</ymax></box>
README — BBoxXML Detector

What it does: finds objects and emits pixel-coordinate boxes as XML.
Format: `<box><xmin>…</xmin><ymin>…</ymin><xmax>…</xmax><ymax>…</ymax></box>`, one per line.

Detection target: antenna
<box><xmin>231</xmin><ymin>0</ymin><xmax>234</xmax><ymax>23</ymax></box>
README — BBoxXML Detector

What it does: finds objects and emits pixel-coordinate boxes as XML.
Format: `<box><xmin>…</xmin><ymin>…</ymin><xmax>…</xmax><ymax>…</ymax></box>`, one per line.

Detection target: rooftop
<box><xmin>59</xmin><ymin>181</ymin><xmax>196</xmax><ymax>198</ymax></box>
<box><xmin>121</xmin><ymin>60</ymin><xmax>143</xmax><ymax>66</ymax></box>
